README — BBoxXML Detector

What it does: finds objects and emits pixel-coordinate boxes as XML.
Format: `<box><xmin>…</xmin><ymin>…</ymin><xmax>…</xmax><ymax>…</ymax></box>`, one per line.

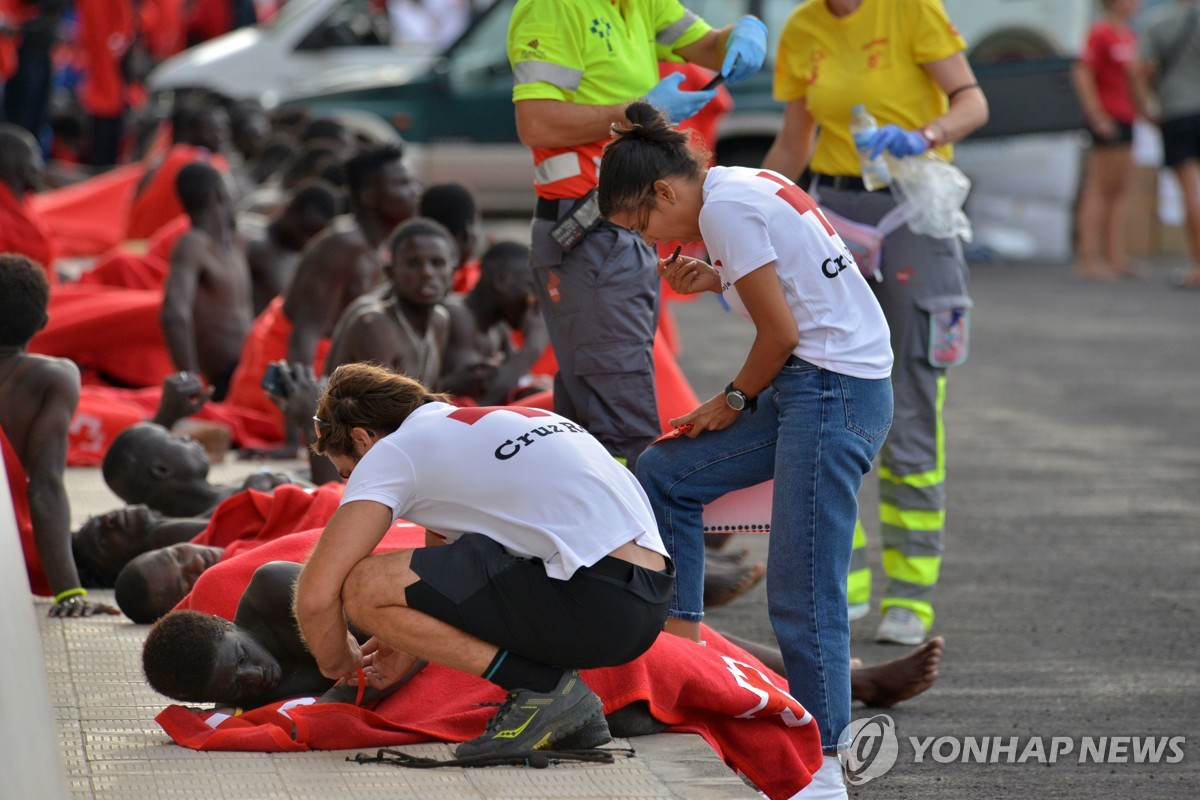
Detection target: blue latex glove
<box><xmin>644</xmin><ymin>72</ymin><xmax>718</xmax><ymax>124</ymax></box>
<box><xmin>721</xmin><ymin>16</ymin><xmax>768</xmax><ymax>83</ymax></box>
<box><xmin>867</xmin><ymin>125</ymin><xmax>928</xmax><ymax>159</ymax></box>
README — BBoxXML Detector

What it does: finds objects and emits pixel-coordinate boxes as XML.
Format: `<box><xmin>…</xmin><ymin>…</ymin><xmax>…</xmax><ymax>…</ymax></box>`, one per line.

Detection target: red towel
<box><xmin>177</xmin><ymin>521</ymin><xmax>422</xmax><ymax>622</ymax></box>
<box><xmin>0</xmin><ymin>182</ymin><xmax>56</xmax><ymax>283</ymax></box>
<box><xmin>68</xmin><ymin>385</ymin><xmax>159</xmax><ymax>466</ymax></box>
<box><xmin>79</xmin><ymin>217</ymin><xmax>189</xmax><ymax>291</ymax></box>
<box><xmin>29</xmin><ymin>283</ymin><xmax>173</xmax><ymax>388</ymax></box>
<box><xmin>30</xmin><ymin>164</ymin><xmax>141</xmax><ymax>258</ymax></box>
<box><xmin>225</xmin><ymin>297</ymin><xmax>331</xmax><ymax>443</ymax></box>
<box><xmin>155</xmin><ymin>625</ymin><xmax>821</xmax><ymax>799</ymax></box>
<box><xmin>126</xmin><ymin>145</ymin><xmax>226</xmax><ymax>240</ymax></box>
<box><xmin>2</xmin><ymin>425</ymin><xmax>52</xmax><ymax>596</ymax></box>
<box><xmin>66</xmin><ymin>383</ymin><xmax>290</xmax><ymax>466</ymax></box>
<box><xmin>193</xmin><ymin>483</ymin><xmax>345</xmax><ymax>550</ymax></box>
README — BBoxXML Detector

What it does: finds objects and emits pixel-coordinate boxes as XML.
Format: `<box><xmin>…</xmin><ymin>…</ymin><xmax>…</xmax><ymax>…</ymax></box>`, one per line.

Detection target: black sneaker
<box><xmin>455</xmin><ymin>670</ymin><xmax>611</xmax><ymax>758</ymax></box>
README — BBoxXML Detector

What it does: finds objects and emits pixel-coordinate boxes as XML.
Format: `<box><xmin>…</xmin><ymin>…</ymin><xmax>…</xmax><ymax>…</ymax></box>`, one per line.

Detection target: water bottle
<box><xmin>850</xmin><ymin>104</ymin><xmax>891</xmax><ymax>191</ymax></box>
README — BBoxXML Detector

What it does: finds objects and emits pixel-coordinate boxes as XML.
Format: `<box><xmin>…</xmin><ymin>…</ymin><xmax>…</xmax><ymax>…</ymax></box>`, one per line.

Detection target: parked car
<box><xmin>147</xmin><ymin>0</ymin><xmax>441</xmax><ymax>108</ymax></box>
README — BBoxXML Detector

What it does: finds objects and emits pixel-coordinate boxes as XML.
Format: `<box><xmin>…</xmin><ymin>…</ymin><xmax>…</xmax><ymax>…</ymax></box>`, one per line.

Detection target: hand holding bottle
<box><xmin>867</xmin><ymin>125</ymin><xmax>929</xmax><ymax>159</ymax></box>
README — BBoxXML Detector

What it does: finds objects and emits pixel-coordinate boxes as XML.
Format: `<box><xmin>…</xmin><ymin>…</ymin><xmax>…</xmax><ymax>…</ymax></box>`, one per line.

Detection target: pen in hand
<box><xmin>668</xmin><ymin>245</ymin><xmax>682</xmax><ymax>264</ymax></box>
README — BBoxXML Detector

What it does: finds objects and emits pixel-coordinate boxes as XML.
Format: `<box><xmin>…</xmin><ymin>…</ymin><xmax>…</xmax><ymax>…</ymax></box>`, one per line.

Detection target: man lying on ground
<box><xmin>102</xmin><ymin>421</ymin><xmax>308</xmax><ymax>518</ymax></box>
<box><xmin>144</xmin><ymin>556</ymin><xmax>941</xmax><ymax>713</ymax></box>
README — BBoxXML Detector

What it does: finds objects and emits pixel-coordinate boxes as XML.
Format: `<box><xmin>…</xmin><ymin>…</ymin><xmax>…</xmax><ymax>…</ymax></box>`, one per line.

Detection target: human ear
<box><xmin>350</xmin><ymin>426</ymin><xmax>376</xmax><ymax>453</ymax></box>
<box><xmin>653</xmin><ymin>179</ymin><xmax>676</xmax><ymax>204</ymax></box>
<box><xmin>149</xmin><ymin>459</ymin><xmax>174</xmax><ymax>480</ymax></box>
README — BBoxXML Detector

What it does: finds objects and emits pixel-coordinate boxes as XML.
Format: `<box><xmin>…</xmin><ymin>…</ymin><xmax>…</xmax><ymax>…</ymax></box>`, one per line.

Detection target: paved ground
<box><xmin>34</xmin><ymin>253</ymin><xmax>1200</xmax><ymax>798</ymax></box>
<box><xmin>682</xmin><ymin>257</ymin><xmax>1200</xmax><ymax>798</ymax></box>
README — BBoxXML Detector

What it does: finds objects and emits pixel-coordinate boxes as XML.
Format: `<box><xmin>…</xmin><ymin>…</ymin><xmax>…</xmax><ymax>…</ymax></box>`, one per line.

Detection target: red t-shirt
<box><xmin>1081</xmin><ymin>20</ymin><xmax>1138</xmax><ymax>125</ymax></box>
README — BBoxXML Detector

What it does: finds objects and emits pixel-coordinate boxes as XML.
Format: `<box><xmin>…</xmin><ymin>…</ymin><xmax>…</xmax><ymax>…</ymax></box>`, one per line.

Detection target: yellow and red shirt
<box><xmin>774</xmin><ymin>0</ymin><xmax>966</xmax><ymax>176</ymax></box>
<box><xmin>508</xmin><ymin>0</ymin><xmax>710</xmax><ymax>200</ymax></box>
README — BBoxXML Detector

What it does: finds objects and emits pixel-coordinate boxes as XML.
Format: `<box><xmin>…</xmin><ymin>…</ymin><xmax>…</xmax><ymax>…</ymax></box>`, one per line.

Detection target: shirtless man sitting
<box><xmin>283</xmin><ymin>143</ymin><xmax>420</xmax><ymax>370</ymax></box>
<box><xmin>0</xmin><ymin>254</ymin><xmax>118</xmax><ymax>617</ymax></box>
<box><xmin>243</xmin><ymin>181</ymin><xmax>339</xmax><ymax>315</ymax></box>
<box><xmin>161</xmin><ymin>162</ymin><xmax>253</xmax><ymax>401</ymax></box>
<box><xmin>142</xmin><ymin>559</ymin><xmax>940</xmax><ymax>711</ymax></box>
<box><xmin>101</xmin><ymin>421</ymin><xmax>306</xmax><ymax>518</ymax></box>
<box><xmin>143</xmin><ymin>561</ymin><xmax>424</xmax><ymax>708</ymax></box>
<box><xmin>322</xmin><ymin>217</ymin><xmax>454</xmax><ymax>386</ymax></box>
<box><xmin>440</xmin><ymin>241</ymin><xmax>549</xmax><ymax>405</ymax></box>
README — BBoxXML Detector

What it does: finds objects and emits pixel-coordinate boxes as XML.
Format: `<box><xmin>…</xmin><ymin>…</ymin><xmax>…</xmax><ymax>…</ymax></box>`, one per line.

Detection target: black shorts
<box><xmin>1087</xmin><ymin>120</ymin><xmax>1133</xmax><ymax>148</ymax></box>
<box><xmin>1161</xmin><ymin>112</ymin><xmax>1200</xmax><ymax>167</ymax></box>
<box><xmin>406</xmin><ymin>534</ymin><xmax>673</xmax><ymax>669</ymax></box>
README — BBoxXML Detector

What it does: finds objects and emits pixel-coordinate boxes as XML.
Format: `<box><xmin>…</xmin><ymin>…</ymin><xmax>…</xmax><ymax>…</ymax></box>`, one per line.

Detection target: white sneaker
<box><xmin>875</xmin><ymin>607</ymin><xmax>927</xmax><ymax>646</ymax></box>
<box><xmin>847</xmin><ymin>602</ymin><xmax>870</xmax><ymax>622</ymax></box>
<box><xmin>794</xmin><ymin>755</ymin><xmax>847</xmax><ymax>799</ymax></box>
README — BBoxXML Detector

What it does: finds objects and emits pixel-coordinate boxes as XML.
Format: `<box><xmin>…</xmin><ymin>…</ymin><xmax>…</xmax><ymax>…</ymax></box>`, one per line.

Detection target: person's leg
<box><xmin>1172</xmin><ymin>159</ymin><xmax>1200</xmax><ymax>286</ymax></box>
<box><xmin>1075</xmin><ymin>146</ymin><xmax>1115</xmax><ymax>279</ymax></box>
<box><xmin>868</xmin><ymin>223</ymin><xmax>969</xmax><ymax>642</ymax></box>
<box><xmin>1160</xmin><ymin>114</ymin><xmax>1200</xmax><ymax>286</ymax></box>
<box><xmin>89</xmin><ymin>114</ymin><xmax>125</xmax><ymax>168</ymax></box>
<box><xmin>341</xmin><ymin>548</ymin><xmax>500</xmax><ymax>678</ymax></box>
<box><xmin>530</xmin><ymin>218</ymin><xmax>660</xmax><ymax>469</ymax></box>
<box><xmin>766</xmin><ymin>361</ymin><xmax>891</xmax><ymax>752</ymax></box>
<box><xmin>634</xmin><ymin>392</ymin><xmax>782</xmax><ymax>640</ymax></box>
<box><xmin>1095</xmin><ymin>142</ymin><xmax>1136</xmax><ymax>276</ymax></box>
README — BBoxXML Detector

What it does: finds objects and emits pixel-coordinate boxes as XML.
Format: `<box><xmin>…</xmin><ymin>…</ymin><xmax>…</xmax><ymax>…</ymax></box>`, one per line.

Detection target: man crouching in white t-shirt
<box><xmin>293</xmin><ymin>362</ymin><xmax>673</xmax><ymax>759</ymax></box>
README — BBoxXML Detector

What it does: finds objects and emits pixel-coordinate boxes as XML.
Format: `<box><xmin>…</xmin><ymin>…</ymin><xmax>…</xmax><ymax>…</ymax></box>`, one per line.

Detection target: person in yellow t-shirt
<box><xmin>507</xmin><ymin>0</ymin><xmax>767</xmax><ymax>471</ymax></box>
<box><xmin>764</xmin><ymin>0</ymin><xmax>988</xmax><ymax>648</ymax></box>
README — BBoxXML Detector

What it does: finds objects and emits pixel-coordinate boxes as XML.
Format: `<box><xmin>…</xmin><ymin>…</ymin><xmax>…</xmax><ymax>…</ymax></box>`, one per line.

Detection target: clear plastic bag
<box><xmin>888</xmin><ymin>152</ymin><xmax>973</xmax><ymax>242</ymax></box>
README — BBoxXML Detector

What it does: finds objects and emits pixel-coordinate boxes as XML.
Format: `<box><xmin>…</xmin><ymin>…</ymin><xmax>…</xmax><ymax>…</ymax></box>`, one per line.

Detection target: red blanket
<box><xmin>30</xmin><ymin>164</ymin><xmax>141</xmax><ymax>258</ymax></box>
<box><xmin>0</xmin><ymin>182</ymin><xmax>57</xmax><ymax>283</ymax></box>
<box><xmin>29</xmin><ymin>283</ymin><xmax>173</xmax><ymax>388</ymax></box>
<box><xmin>225</xmin><ymin>297</ymin><xmax>332</xmax><ymax>442</ymax></box>
<box><xmin>193</xmin><ymin>483</ymin><xmax>345</xmax><ymax>550</ymax></box>
<box><xmin>126</xmin><ymin>145</ymin><xmax>226</xmax><ymax>240</ymax></box>
<box><xmin>1</xmin><ymin>426</ymin><xmax>51</xmax><ymax>596</ymax></box>
<box><xmin>156</xmin><ymin>624</ymin><xmax>821</xmax><ymax>800</ymax></box>
<box><xmin>78</xmin><ymin>217</ymin><xmax>190</xmax><ymax>291</ymax></box>
<box><xmin>66</xmin><ymin>381</ymin><xmax>286</xmax><ymax>465</ymax></box>
<box><xmin>177</xmin><ymin>521</ymin><xmax>418</xmax><ymax>623</ymax></box>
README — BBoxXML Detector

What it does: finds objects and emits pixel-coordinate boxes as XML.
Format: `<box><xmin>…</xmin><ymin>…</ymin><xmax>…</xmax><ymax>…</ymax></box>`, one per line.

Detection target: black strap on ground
<box><xmin>348</xmin><ymin>746</ymin><xmax>636</xmax><ymax>770</ymax></box>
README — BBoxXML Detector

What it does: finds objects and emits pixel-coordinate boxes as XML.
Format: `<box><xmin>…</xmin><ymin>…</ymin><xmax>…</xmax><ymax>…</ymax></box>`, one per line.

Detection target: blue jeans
<box><xmin>635</xmin><ymin>358</ymin><xmax>892</xmax><ymax>750</ymax></box>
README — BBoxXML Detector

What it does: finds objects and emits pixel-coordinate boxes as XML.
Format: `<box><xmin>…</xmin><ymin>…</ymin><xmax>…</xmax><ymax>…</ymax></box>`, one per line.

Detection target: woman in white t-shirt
<box><xmin>598</xmin><ymin>101</ymin><xmax>893</xmax><ymax>760</ymax></box>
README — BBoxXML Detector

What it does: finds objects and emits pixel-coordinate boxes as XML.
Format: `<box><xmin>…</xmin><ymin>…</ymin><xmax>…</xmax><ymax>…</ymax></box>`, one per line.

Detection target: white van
<box><xmin>945</xmin><ymin>0</ymin><xmax>1092</xmax><ymax>61</ymax></box>
<box><xmin>147</xmin><ymin>0</ymin><xmax>440</xmax><ymax>108</ymax></box>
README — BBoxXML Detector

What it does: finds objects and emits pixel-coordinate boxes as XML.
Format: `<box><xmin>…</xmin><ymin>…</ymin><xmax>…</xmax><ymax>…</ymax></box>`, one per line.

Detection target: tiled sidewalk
<box><xmin>39</xmin><ymin>462</ymin><xmax>760</xmax><ymax>800</ymax></box>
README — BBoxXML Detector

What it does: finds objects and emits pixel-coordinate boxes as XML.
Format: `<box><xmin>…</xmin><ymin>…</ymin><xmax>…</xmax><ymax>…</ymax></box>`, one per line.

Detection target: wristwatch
<box><xmin>724</xmin><ymin>382</ymin><xmax>757</xmax><ymax>413</ymax></box>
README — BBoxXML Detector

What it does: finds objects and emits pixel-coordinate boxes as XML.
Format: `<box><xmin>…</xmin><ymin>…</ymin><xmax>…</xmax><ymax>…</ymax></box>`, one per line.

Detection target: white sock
<box><xmin>789</xmin><ymin>755</ymin><xmax>847</xmax><ymax>800</ymax></box>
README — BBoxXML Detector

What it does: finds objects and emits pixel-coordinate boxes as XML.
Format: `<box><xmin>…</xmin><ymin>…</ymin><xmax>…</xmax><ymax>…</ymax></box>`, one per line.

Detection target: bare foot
<box><xmin>1076</xmin><ymin>264</ymin><xmax>1117</xmax><ymax>281</ymax></box>
<box><xmin>1110</xmin><ymin>261</ymin><xmax>1145</xmax><ymax>280</ymax></box>
<box><xmin>705</xmin><ymin>547</ymin><xmax>750</xmax><ymax>566</ymax></box>
<box><xmin>703</xmin><ymin>557</ymin><xmax>766</xmax><ymax>607</ymax></box>
<box><xmin>1170</xmin><ymin>266</ymin><xmax>1200</xmax><ymax>289</ymax></box>
<box><xmin>852</xmin><ymin>636</ymin><xmax>944</xmax><ymax>708</ymax></box>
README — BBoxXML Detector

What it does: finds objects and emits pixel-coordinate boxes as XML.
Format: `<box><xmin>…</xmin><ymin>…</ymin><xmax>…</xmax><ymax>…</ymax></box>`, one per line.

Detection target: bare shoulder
<box><xmin>17</xmin><ymin>354</ymin><xmax>80</xmax><ymax>400</ymax></box>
